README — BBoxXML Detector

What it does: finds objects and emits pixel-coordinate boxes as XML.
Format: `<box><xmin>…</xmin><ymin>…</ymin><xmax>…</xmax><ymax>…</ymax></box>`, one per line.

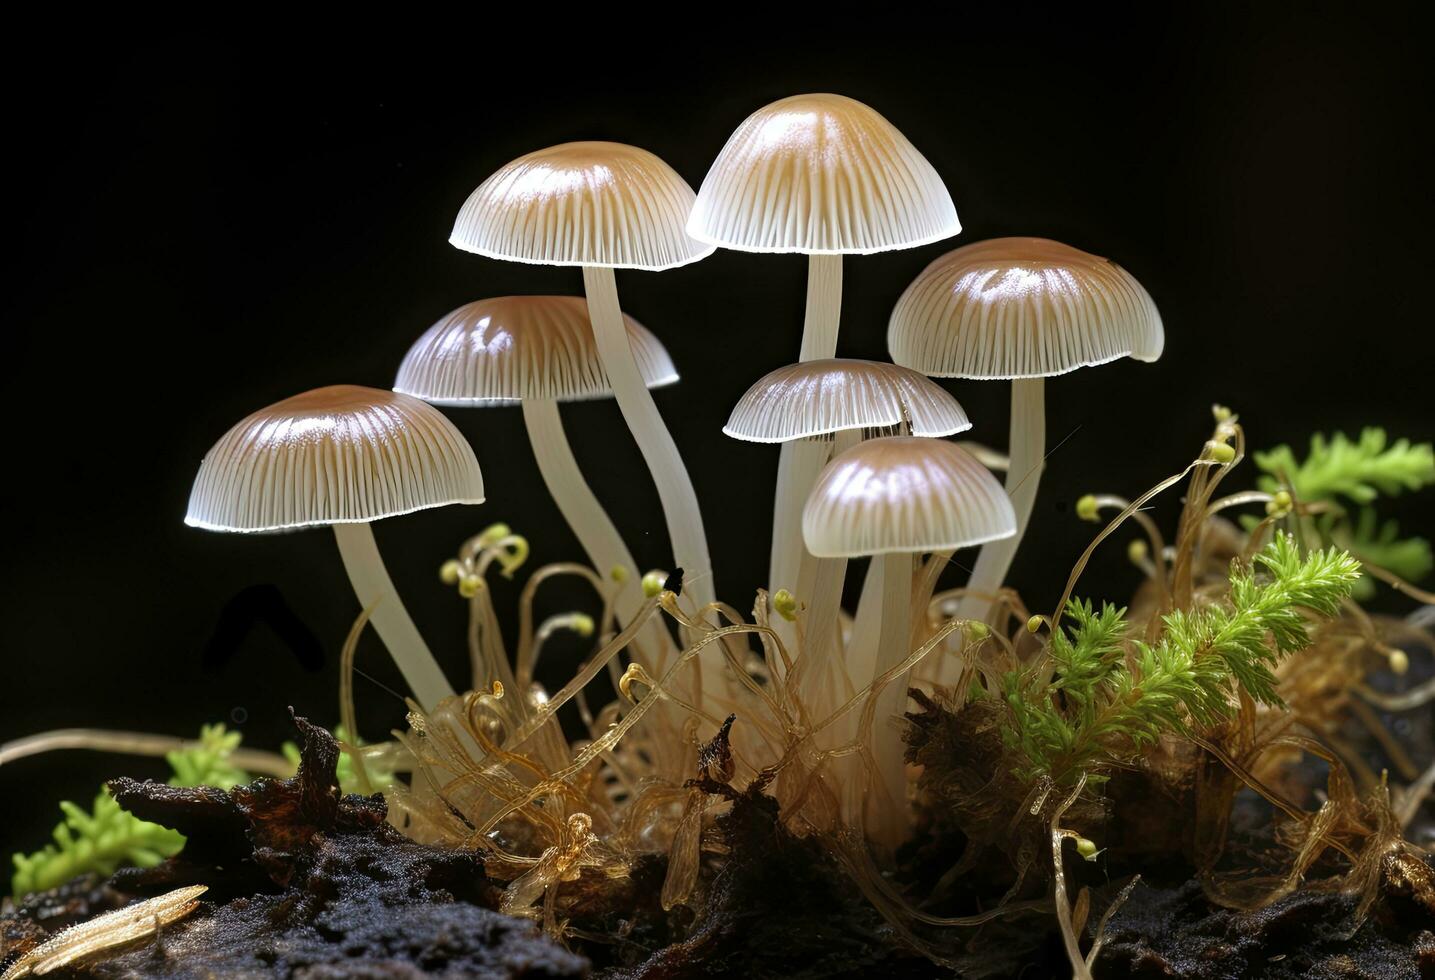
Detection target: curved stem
<box><xmin>582</xmin><ymin>266</ymin><xmax>714</xmax><ymax>614</ymax></box>
<box><xmin>770</xmin><ymin>254</ymin><xmax>845</xmax><ymax>602</ymax></box>
<box><xmin>333</xmin><ymin>521</ymin><xmax>455</xmax><ymax>711</ymax></box>
<box><xmin>957</xmin><ymin>377</ymin><xmax>1046</xmax><ymax>625</ymax></box>
<box><xmin>0</xmin><ymin>729</ymin><xmax>294</xmax><ymax>777</ymax></box>
<box><xmin>520</xmin><ymin>398</ymin><xmax>668</xmax><ymax>664</ymax></box>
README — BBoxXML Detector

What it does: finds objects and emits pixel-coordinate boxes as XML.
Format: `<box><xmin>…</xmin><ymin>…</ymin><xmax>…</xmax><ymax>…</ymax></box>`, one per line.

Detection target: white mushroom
<box><xmin>185</xmin><ymin>385</ymin><xmax>484</xmax><ymax>710</ymax></box>
<box><xmin>803</xmin><ymin>436</ymin><xmax>1014</xmax><ymax>844</ymax></box>
<box><xmin>395</xmin><ymin>295</ymin><xmax>676</xmax><ymax>659</ymax></box>
<box><xmin>450</xmin><ymin>142</ymin><xmax>716</xmax><ymax>613</ymax></box>
<box><xmin>690</xmin><ymin>93</ymin><xmax>961</xmax><ymax>621</ymax></box>
<box><xmin>889</xmin><ymin>237</ymin><xmax>1163</xmax><ymax>629</ymax></box>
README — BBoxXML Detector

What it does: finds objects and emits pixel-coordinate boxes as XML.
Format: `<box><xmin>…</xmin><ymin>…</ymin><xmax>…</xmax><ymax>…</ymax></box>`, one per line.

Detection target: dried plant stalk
<box><xmin>1</xmin><ymin>885</ymin><xmax>207</xmax><ymax>980</ymax></box>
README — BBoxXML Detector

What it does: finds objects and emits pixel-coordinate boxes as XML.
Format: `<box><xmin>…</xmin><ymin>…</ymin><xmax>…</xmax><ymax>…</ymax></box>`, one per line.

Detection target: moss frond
<box><xmin>1002</xmin><ymin>533</ymin><xmax>1361</xmax><ymax>788</ymax></box>
<box><xmin>1254</xmin><ymin>427</ymin><xmax>1435</xmax><ymax>504</ymax></box>
<box><xmin>10</xmin><ymin>725</ymin><xmax>250</xmax><ymax>898</ymax></box>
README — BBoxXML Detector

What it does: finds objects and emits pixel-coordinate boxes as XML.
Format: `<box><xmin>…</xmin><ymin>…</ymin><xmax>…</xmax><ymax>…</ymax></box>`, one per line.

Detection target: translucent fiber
<box><xmin>802</xmin><ymin>437</ymin><xmax>1016</xmax><ymax>558</ymax></box>
<box><xmin>450</xmin><ymin>142</ymin><xmax>714</xmax><ymax>270</ymax></box>
<box><xmin>688</xmin><ymin>94</ymin><xmax>960</xmax><ymax>254</ymax></box>
<box><xmin>723</xmin><ymin>358</ymin><xmax>971</xmax><ymax>443</ymax></box>
<box><xmin>185</xmin><ymin>385</ymin><xmax>484</xmax><ymax>533</ymax></box>
<box><xmin>395</xmin><ymin>296</ymin><xmax>678</xmax><ymax>405</ymax></box>
<box><xmin>888</xmin><ymin>238</ymin><xmax>1165</xmax><ymax>379</ymax></box>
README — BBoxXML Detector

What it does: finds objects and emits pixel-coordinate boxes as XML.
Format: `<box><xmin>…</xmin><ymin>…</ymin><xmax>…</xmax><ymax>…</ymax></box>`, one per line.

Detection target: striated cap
<box><xmin>888</xmin><ymin>237</ymin><xmax>1164</xmax><ymax>380</ymax></box>
<box><xmin>450</xmin><ymin>142</ymin><xmax>714</xmax><ymax>271</ymax></box>
<box><xmin>688</xmin><ymin>93</ymin><xmax>960</xmax><ymax>255</ymax></box>
<box><xmin>186</xmin><ymin>385</ymin><xmax>484</xmax><ymax>533</ymax></box>
<box><xmin>723</xmin><ymin>358</ymin><xmax>969</xmax><ymax>443</ymax></box>
<box><xmin>395</xmin><ymin>296</ymin><xmax>677</xmax><ymax>405</ymax></box>
<box><xmin>802</xmin><ymin>437</ymin><xmax>1015</xmax><ymax>558</ymax></box>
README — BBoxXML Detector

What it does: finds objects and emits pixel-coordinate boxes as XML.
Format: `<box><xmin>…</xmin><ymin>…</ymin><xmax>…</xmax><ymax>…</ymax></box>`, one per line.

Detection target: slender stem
<box><xmin>0</xmin><ymin>729</ymin><xmax>294</xmax><ymax>778</ymax></box>
<box><xmin>520</xmin><ymin>397</ymin><xmax>682</xmax><ymax>771</ymax></box>
<box><xmin>869</xmin><ymin>550</ymin><xmax>914</xmax><ymax>849</ymax></box>
<box><xmin>332</xmin><ymin>521</ymin><xmax>455</xmax><ymax>711</ymax></box>
<box><xmin>956</xmin><ymin>378</ymin><xmax>1046</xmax><ymax>626</ymax></box>
<box><xmin>795</xmin><ymin>429</ymin><xmax>860</xmax><ymax>705</ymax></box>
<box><xmin>582</xmin><ymin>266</ymin><xmax>714</xmax><ymax>613</ymax></box>
<box><xmin>1051</xmin><ymin>775</ymin><xmax>1094</xmax><ymax>980</ymax></box>
<box><xmin>520</xmin><ymin>398</ymin><xmax>668</xmax><ymax>662</ymax></box>
<box><xmin>798</xmin><ymin>253</ymin><xmax>844</xmax><ymax>360</ymax></box>
<box><xmin>769</xmin><ymin>254</ymin><xmax>844</xmax><ymax>602</ymax></box>
<box><xmin>846</xmin><ymin>557</ymin><xmax>886</xmax><ymax>700</ymax></box>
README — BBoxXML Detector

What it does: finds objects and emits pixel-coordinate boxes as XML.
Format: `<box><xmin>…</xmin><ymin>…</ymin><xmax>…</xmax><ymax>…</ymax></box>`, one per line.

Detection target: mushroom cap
<box><xmin>723</xmin><ymin>358</ymin><xmax>971</xmax><ymax>443</ymax></box>
<box><xmin>802</xmin><ymin>437</ymin><xmax>1016</xmax><ymax>558</ymax></box>
<box><xmin>395</xmin><ymin>296</ymin><xmax>678</xmax><ymax>405</ymax></box>
<box><xmin>687</xmin><ymin>93</ymin><xmax>960</xmax><ymax>255</ymax></box>
<box><xmin>186</xmin><ymin>385</ymin><xmax>485</xmax><ymax>533</ymax></box>
<box><xmin>450</xmin><ymin>141</ymin><xmax>714</xmax><ymax>271</ymax></box>
<box><xmin>888</xmin><ymin>237</ymin><xmax>1164</xmax><ymax>380</ymax></box>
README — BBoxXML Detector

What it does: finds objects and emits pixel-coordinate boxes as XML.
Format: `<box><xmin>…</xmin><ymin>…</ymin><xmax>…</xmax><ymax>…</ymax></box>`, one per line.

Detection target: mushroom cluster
<box><xmin>184</xmin><ymin>93</ymin><xmax>1162</xmax><ymax>860</ymax></box>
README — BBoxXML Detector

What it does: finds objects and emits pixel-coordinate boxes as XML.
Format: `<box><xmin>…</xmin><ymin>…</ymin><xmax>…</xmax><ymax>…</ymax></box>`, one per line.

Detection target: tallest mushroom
<box><xmin>687</xmin><ymin>94</ymin><xmax>961</xmax><ymax>600</ymax></box>
<box><xmin>450</xmin><ymin>142</ymin><xmax>716</xmax><ymax>612</ymax></box>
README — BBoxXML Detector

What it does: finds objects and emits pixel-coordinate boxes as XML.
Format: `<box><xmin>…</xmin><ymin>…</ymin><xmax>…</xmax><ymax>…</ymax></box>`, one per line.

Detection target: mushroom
<box><xmin>185</xmin><ymin>385</ymin><xmax>484</xmax><ymax>710</ymax></box>
<box><xmin>450</xmin><ymin>142</ymin><xmax>717</xmax><ymax>613</ymax></box>
<box><xmin>724</xmin><ymin>358</ymin><xmax>971</xmax><ymax>695</ymax></box>
<box><xmin>888</xmin><ymin>237</ymin><xmax>1163</xmax><ymax>624</ymax></box>
<box><xmin>687</xmin><ymin>93</ymin><xmax>960</xmax><ymax>604</ymax></box>
<box><xmin>394</xmin><ymin>294</ymin><xmax>675</xmax><ymax>651</ymax></box>
<box><xmin>803</xmin><ymin>436</ymin><xmax>1015</xmax><ymax>844</ymax></box>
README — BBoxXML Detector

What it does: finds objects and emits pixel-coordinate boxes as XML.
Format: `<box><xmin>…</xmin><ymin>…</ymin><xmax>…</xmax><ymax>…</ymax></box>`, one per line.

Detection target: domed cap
<box><xmin>723</xmin><ymin>358</ymin><xmax>970</xmax><ymax>443</ymax></box>
<box><xmin>450</xmin><ymin>142</ymin><xmax>714</xmax><ymax>271</ymax></box>
<box><xmin>802</xmin><ymin>437</ymin><xmax>1016</xmax><ymax>558</ymax></box>
<box><xmin>688</xmin><ymin>93</ymin><xmax>960</xmax><ymax>255</ymax></box>
<box><xmin>186</xmin><ymin>385</ymin><xmax>485</xmax><ymax>533</ymax></box>
<box><xmin>395</xmin><ymin>296</ymin><xmax>678</xmax><ymax>405</ymax></box>
<box><xmin>888</xmin><ymin>237</ymin><xmax>1164</xmax><ymax>380</ymax></box>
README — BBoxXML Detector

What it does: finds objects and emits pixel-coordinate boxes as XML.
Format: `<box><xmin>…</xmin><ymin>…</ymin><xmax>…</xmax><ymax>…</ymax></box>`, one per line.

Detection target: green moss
<box><xmin>1002</xmin><ymin>534</ymin><xmax>1361</xmax><ymax>789</ymax></box>
<box><xmin>10</xmin><ymin>725</ymin><xmax>250</xmax><ymax>898</ymax></box>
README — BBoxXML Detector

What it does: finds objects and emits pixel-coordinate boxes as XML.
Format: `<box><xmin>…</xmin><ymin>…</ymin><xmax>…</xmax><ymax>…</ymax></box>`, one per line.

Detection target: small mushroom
<box><xmin>803</xmin><ymin>436</ymin><xmax>1015</xmax><ymax>844</ymax></box>
<box><xmin>689</xmin><ymin>93</ymin><xmax>961</xmax><ymax>602</ymax></box>
<box><xmin>725</xmin><ymin>358</ymin><xmax>971</xmax><ymax>698</ymax></box>
<box><xmin>450</xmin><ymin>142</ymin><xmax>716</xmax><ymax>612</ymax></box>
<box><xmin>185</xmin><ymin>385</ymin><xmax>484</xmax><ymax>710</ymax></box>
<box><xmin>723</xmin><ymin>358</ymin><xmax>970</xmax><ymax>444</ymax></box>
<box><xmin>888</xmin><ymin>237</ymin><xmax>1163</xmax><ymax>624</ymax></box>
<box><xmin>395</xmin><ymin>295</ymin><xmax>675</xmax><ymax>643</ymax></box>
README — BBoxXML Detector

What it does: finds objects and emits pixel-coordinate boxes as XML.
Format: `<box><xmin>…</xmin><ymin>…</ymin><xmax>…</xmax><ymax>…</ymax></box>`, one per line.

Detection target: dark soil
<box><xmin>2</xmin><ymin>708</ymin><xmax>1432</xmax><ymax>979</ymax></box>
<box><xmin>0</xmin><ymin>713</ymin><xmax>586</xmax><ymax>979</ymax></box>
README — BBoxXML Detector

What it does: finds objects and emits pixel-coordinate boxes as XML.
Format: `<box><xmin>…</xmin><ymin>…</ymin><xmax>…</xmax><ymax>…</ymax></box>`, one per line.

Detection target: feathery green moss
<box><xmin>1002</xmin><ymin>534</ymin><xmax>1361</xmax><ymax>789</ymax></box>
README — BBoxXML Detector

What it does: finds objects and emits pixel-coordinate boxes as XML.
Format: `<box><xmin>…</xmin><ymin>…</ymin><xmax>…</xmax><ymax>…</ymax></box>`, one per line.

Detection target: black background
<box><xmin>4</xmin><ymin>11</ymin><xmax>1432</xmax><ymax>856</ymax></box>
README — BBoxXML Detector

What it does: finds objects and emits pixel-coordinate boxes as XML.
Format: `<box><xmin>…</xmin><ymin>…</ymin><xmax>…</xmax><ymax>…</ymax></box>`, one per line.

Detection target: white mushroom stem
<box><xmin>520</xmin><ymin>396</ymin><xmax>669</xmax><ymax>668</ymax></box>
<box><xmin>956</xmin><ymin>377</ymin><xmax>1046</xmax><ymax>625</ymax></box>
<box><xmin>582</xmin><ymin>266</ymin><xmax>714</xmax><ymax>614</ymax></box>
<box><xmin>794</xmin><ymin>429</ymin><xmax>860</xmax><ymax>704</ymax></box>
<box><xmin>840</xmin><ymin>558</ymin><xmax>883</xmax><ymax>831</ymax></box>
<box><xmin>870</xmin><ymin>551</ymin><xmax>914</xmax><ymax>849</ymax></box>
<box><xmin>332</xmin><ymin>521</ymin><xmax>456</xmax><ymax>711</ymax></box>
<box><xmin>769</xmin><ymin>254</ymin><xmax>845</xmax><ymax>601</ymax></box>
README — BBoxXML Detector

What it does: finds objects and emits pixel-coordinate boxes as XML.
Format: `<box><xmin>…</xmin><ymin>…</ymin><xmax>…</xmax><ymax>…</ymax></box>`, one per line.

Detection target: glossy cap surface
<box><xmin>451</xmin><ymin>142</ymin><xmax>714</xmax><ymax>270</ymax></box>
<box><xmin>889</xmin><ymin>237</ymin><xmax>1164</xmax><ymax>379</ymax></box>
<box><xmin>688</xmin><ymin>94</ymin><xmax>960</xmax><ymax>254</ymax></box>
<box><xmin>395</xmin><ymin>296</ymin><xmax>677</xmax><ymax>405</ymax></box>
<box><xmin>723</xmin><ymin>358</ymin><xmax>970</xmax><ymax>443</ymax></box>
<box><xmin>186</xmin><ymin>385</ymin><xmax>484</xmax><ymax>532</ymax></box>
<box><xmin>802</xmin><ymin>437</ymin><xmax>1016</xmax><ymax>558</ymax></box>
